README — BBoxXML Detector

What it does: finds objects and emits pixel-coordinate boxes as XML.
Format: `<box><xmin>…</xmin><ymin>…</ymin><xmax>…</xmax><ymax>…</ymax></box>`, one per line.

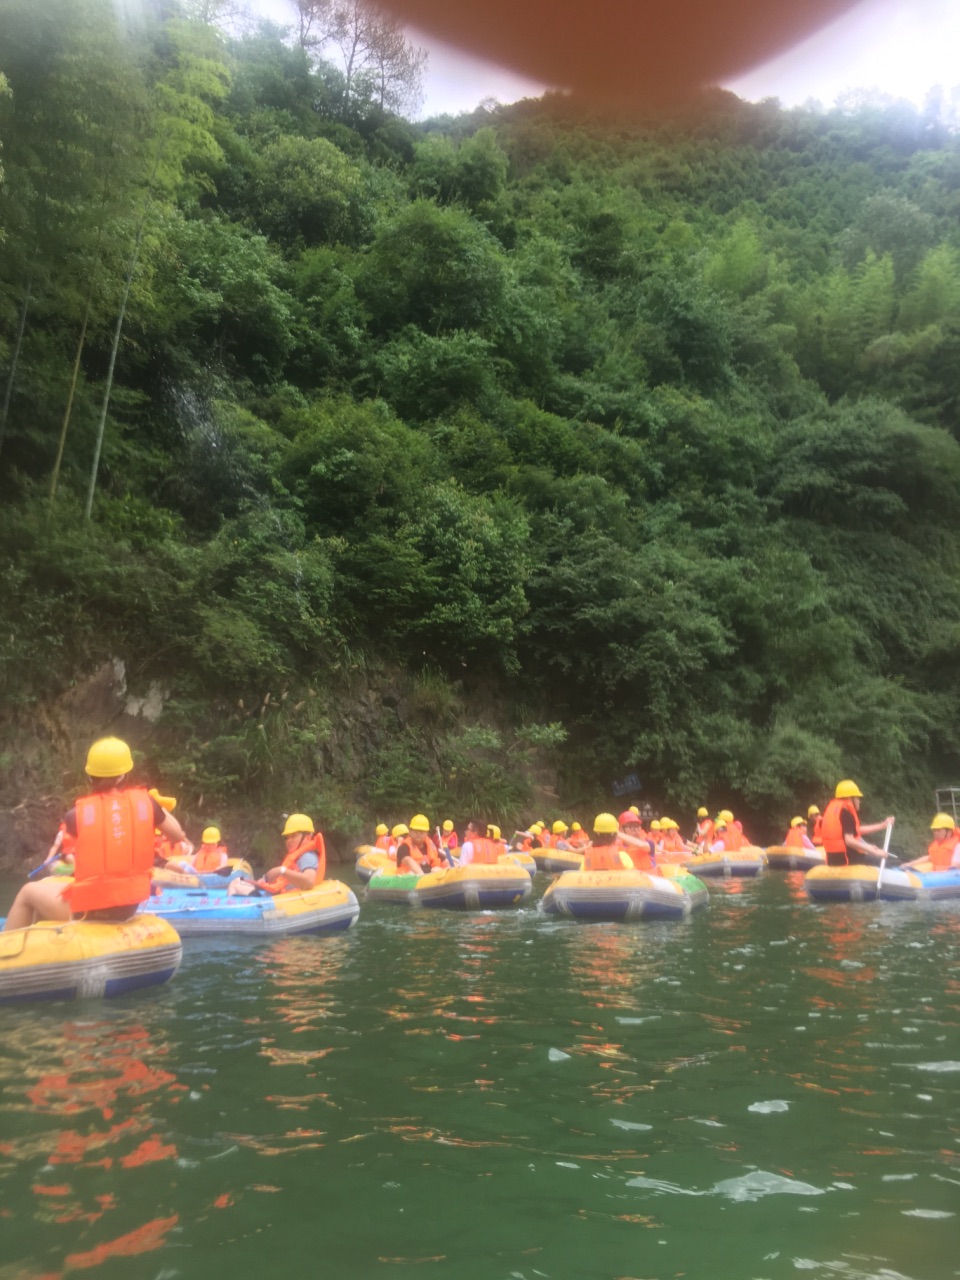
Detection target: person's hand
<box><xmin>263</xmin><ymin>867</ymin><xmax>281</xmax><ymax>883</ymax></box>
<box><xmin>884</xmin><ymin>816</ymin><xmax>895</xmax><ymax>828</ymax></box>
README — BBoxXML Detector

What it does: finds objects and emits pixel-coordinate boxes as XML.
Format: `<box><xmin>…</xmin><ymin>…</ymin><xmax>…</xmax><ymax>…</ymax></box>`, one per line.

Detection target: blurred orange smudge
<box><xmin>120</xmin><ymin>1136</ymin><xmax>178</xmax><ymax>1168</ymax></box>
<box><xmin>32</xmin><ymin>1185</ymin><xmax>71</xmax><ymax>1197</ymax></box>
<box><xmin>64</xmin><ymin>1214</ymin><xmax>179</xmax><ymax>1271</ymax></box>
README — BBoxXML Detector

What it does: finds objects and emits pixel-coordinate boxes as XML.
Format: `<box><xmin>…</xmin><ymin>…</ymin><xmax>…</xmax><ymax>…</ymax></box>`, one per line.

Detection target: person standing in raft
<box><xmin>3</xmin><ymin>737</ymin><xmax>186</xmax><ymax>932</ymax></box>
<box><xmin>821</xmin><ymin>780</ymin><xmax>894</xmax><ymax>867</ymax></box>
<box><xmin>256</xmin><ymin>814</ymin><xmax>326</xmax><ymax>893</ymax></box>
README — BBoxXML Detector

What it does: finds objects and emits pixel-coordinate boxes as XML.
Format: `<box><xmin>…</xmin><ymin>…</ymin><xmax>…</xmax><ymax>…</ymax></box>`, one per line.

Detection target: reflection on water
<box><xmin>0</xmin><ymin>876</ymin><xmax>957</xmax><ymax>1278</ymax></box>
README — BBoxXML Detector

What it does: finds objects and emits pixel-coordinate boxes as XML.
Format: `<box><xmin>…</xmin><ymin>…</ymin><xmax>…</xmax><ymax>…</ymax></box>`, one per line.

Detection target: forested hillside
<box><xmin>2</xmin><ymin>0</ymin><xmax>960</xmax><ymax>848</ymax></box>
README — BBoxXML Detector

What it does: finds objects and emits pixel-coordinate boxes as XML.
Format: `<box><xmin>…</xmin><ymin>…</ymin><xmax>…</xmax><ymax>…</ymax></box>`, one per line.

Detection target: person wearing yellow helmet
<box><xmin>566</xmin><ymin>820</ymin><xmax>589</xmax><ymax>849</ymax></box>
<box><xmin>783</xmin><ymin>816</ymin><xmax>815</xmax><ymax>851</ymax></box>
<box><xmin>388</xmin><ymin>823</ymin><xmax>422</xmax><ymax>874</ymax></box>
<box><xmin>821</xmin><ymin>780</ymin><xmax>894</xmax><ymax>867</ymax></box>
<box><xmin>397</xmin><ymin>814</ymin><xmax>444</xmax><ymax>872</ymax></box>
<box><xmin>374</xmin><ymin>822</ymin><xmax>393</xmax><ymax>852</ymax></box>
<box><xmin>256</xmin><ymin>813</ymin><xmax>326</xmax><ymax>894</ymax></box>
<box><xmin>585</xmin><ymin>813</ymin><xmax>658</xmax><ymax>873</ymax></box>
<box><xmin>192</xmin><ymin>827</ymin><xmax>229</xmax><ymax>873</ymax></box>
<box><xmin>149</xmin><ymin>788</ymin><xmax>194</xmax><ymax>867</ymax></box>
<box><xmin>693</xmin><ymin>807</ymin><xmax>714</xmax><ymax>846</ymax></box>
<box><xmin>441</xmin><ymin>819</ymin><xmax>460</xmax><ymax>858</ymax></box>
<box><xmin>4</xmin><ymin>737</ymin><xmax>186</xmax><ymax>932</ymax></box>
<box><xmin>903</xmin><ymin>813</ymin><xmax>960</xmax><ymax>871</ymax></box>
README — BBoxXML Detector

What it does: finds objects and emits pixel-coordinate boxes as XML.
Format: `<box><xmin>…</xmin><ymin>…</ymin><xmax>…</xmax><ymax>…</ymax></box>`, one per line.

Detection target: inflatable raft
<box><xmin>355</xmin><ymin>847</ymin><xmax>393</xmax><ymax>883</ymax></box>
<box><xmin>366</xmin><ymin>863</ymin><xmax>533</xmax><ymax>910</ymax></box>
<box><xmin>500</xmin><ymin>850</ymin><xmax>536</xmax><ymax>877</ymax></box>
<box><xmin>534</xmin><ymin>848</ymin><xmax>584</xmax><ymax>874</ymax></box>
<box><xmin>146</xmin><ymin>880</ymin><xmax>360</xmax><ymax>936</ymax></box>
<box><xmin>0</xmin><ymin>915</ymin><xmax>181</xmax><ymax>1004</ymax></box>
<box><xmin>540</xmin><ymin>868</ymin><xmax>708</xmax><ymax>922</ymax></box>
<box><xmin>684</xmin><ymin>846</ymin><xmax>766</xmax><ymax>878</ymax></box>
<box><xmin>805</xmin><ymin>861</ymin><xmax>960</xmax><ymax>903</ymax></box>
<box><xmin>765</xmin><ymin>844</ymin><xmax>826</xmax><ymax>873</ymax></box>
<box><xmin>152</xmin><ymin>858</ymin><xmax>252</xmax><ymax>889</ymax></box>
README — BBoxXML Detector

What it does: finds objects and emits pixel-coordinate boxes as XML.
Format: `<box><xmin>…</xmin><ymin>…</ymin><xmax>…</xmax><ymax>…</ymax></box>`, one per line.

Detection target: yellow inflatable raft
<box><xmin>355</xmin><ymin>848</ymin><xmax>394</xmax><ymax>883</ymax></box>
<box><xmin>366</xmin><ymin>862</ymin><xmax>533</xmax><ymax>910</ymax></box>
<box><xmin>684</xmin><ymin>846</ymin><xmax>766</xmax><ymax>878</ymax></box>
<box><xmin>765</xmin><ymin>844</ymin><xmax>826</xmax><ymax>872</ymax></box>
<box><xmin>148</xmin><ymin>879</ymin><xmax>360</xmax><ymax>936</ymax></box>
<box><xmin>536</xmin><ymin>848</ymin><xmax>584</xmax><ymax>874</ymax></box>
<box><xmin>0</xmin><ymin>916</ymin><xmax>182</xmax><ymax>1004</ymax></box>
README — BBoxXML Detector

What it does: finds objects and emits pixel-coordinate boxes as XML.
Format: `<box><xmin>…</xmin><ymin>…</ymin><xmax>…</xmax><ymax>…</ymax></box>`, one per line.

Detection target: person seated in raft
<box><xmin>150</xmin><ymin>790</ymin><xmax>194</xmax><ymax>866</ymax></box>
<box><xmin>459</xmin><ymin>822</ymin><xmax>506</xmax><ymax>865</ymax></box>
<box><xmin>716</xmin><ymin>810</ymin><xmax>744</xmax><ymax>851</ymax></box>
<box><xmin>693</xmin><ymin>807</ymin><xmax>713</xmax><ymax>847</ymax></box>
<box><xmin>400</xmin><ymin>814</ymin><xmax>445</xmax><ymax>872</ymax></box>
<box><xmin>191</xmin><ymin>827</ymin><xmax>229</xmax><ymax>873</ymax></box>
<box><xmin>550</xmin><ymin>820</ymin><xmax>573</xmax><ymax>850</ymax></box>
<box><xmin>659</xmin><ymin>818</ymin><xmax>687</xmax><ymax>855</ymax></box>
<box><xmin>374</xmin><ymin>823</ymin><xmax>392</xmax><ymax>852</ymax></box>
<box><xmin>708</xmin><ymin>817</ymin><xmax>734</xmax><ymax>854</ymax></box>
<box><xmin>618</xmin><ymin>811</ymin><xmax>655</xmax><ymax>863</ymax></box>
<box><xmin>441</xmin><ymin>819</ymin><xmax>459</xmax><ymax>858</ymax></box>
<box><xmin>807</xmin><ymin>805</ymin><xmax>824</xmax><ymax>846</ymax></box>
<box><xmin>783</xmin><ymin>816</ymin><xmax>816</xmax><ymax>850</ymax></box>
<box><xmin>44</xmin><ymin>820</ymin><xmax>77</xmax><ymax>872</ymax></box>
<box><xmin>388</xmin><ymin>823</ymin><xmax>423</xmax><ymax>874</ymax></box>
<box><xmin>255</xmin><ymin>814</ymin><xmax>326</xmax><ymax>894</ymax></box>
<box><xmin>584</xmin><ymin>812</ymin><xmax>659</xmax><ymax>872</ymax></box>
<box><xmin>567</xmin><ymin>821</ymin><xmax>589</xmax><ymax>849</ymax></box>
<box><xmin>904</xmin><ymin>813</ymin><xmax>960</xmax><ymax>871</ymax></box>
<box><xmin>820</xmin><ymin>780</ymin><xmax>894</xmax><ymax>868</ymax></box>
<box><xmin>3</xmin><ymin>737</ymin><xmax>186</xmax><ymax>932</ymax></box>
<box><xmin>457</xmin><ymin>820</ymin><xmax>482</xmax><ymax>864</ymax></box>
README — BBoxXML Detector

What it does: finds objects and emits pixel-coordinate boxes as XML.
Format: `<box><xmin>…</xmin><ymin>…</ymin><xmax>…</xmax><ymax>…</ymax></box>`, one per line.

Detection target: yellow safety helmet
<box><xmin>202</xmin><ymin>826</ymin><xmax>221</xmax><ymax>844</ymax></box>
<box><xmin>697</xmin><ymin>807</ymin><xmax>708</xmax><ymax>818</ymax></box>
<box><xmin>570</xmin><ymin>821</ymin><xmax>582</xmax><ymax>831</ymax></box>
<box><xmin>375</xmin><ymin>823</ymin><xmax>389</xmax><ymax>836</ymax></box>
<box><xmin>531</xmin><ymin>822</ymin><xmax>544</xmax><ymax>833</ymax></box>
<box><xmin>487</xmin><ymin>823</ymin><xmax>502</xmax><ymax>840</ymax></box>
<box><xmin>85</xmin><ymin>737</ymin><xmax>134</xmax><ymax>778</ymax></box>
<box><xmin>719</xmin><ymin>809</ymin><xmax>734</xmax><ymax>823</ymax></box>
<box><xmin>835</xmin><ymin>780</ymin><xmax>863</xmax><ymax>800</ymax></box>
<box><xmin>807</xmin><ymin>805</ymin><xmax>821</xmax><ymax>817</ymax></box>
<box><xmin>148</xmin><ymin>788</ymin><xmax>177</xmax><ymax>812</ymax></box>
<box><xmin>409</xmin><ymin>813</ymin><xmax>430</xmax><ymax>832</ymax></box>
<box><xmin>714</xmin><ymin>816</ymin><xmax>727</xmax><ymax>829</ymax></box>
<box><xmin>552</xmin><ymin>820</ymin><xmax>568</xmax><ymax>834</ymax></box>
<box><xmin>593</xmin><ymin>812</ymin><xmax>619</xmax><ymax>835</ymax></box>
<box><xmin>392</xmin><ymin>823</ymin><xmax>409</xmax><ymax>838</ymax></box>
<box><xmin>629</xmin><ymin>805</ymin><xmax>640</xmax><ymax>816</ymax></box>
<box><xmin>282</xmin><ymin>813</ymin><xmax>314</xmax><ymax>836</ymax></box>
<box><xmin>649</xmin><ymin>819</ymin><xmax>661</xmax><ymax>831</ymax></box>
<box><xmin>442</xmin><ymin>819</ymin><xmax>454</xmax><ymax>833</ymax></box>
<box><xmin>660</xmin><ymin>817</ymin><xmax>675</xmax><ymax>830</ymax></box>
<box><xmin>790</xmin><ymin>816</ymin><xmax>805</xmax><ymax>828</ymax></box>
<box><xmin>930</xmin><ymin>812</ymin><xmax>955</xmax><ymax>831</ymax></box>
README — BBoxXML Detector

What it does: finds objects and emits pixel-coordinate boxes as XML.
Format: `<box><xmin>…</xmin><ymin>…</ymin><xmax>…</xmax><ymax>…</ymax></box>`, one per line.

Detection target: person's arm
<box><xmin>158</xmin><ymin>810</ymin><xmax>187</xmax><ymax>845</ymax></box>
<box><xmin>860</xmin><ymin>816</ymin><xmax>894</xmax><ymax>836</ymax></box>
<box><xmin>46</xmin><ymin>828</ymin><xmax>65</xmax><ymax>862</ymax></box>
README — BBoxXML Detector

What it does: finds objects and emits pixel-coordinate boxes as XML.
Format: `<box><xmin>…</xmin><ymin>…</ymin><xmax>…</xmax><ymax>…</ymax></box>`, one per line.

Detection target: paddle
<box><xmin>876</xmin><ymin>817</ymin><xmax>895</xmax><ymax>892</ymax></box>
<box><xmin>26</xmin><ymin>854</ymin><xmax>59</xmax><ymax>881</ymax></box>
<box><xmin>436</xmin><ymin>827</ymin><xmax>456</xmax><ymax>868</ymax></box>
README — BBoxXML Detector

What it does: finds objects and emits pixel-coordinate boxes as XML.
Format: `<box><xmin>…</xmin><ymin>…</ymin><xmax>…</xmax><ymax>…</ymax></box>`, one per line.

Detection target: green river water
<box><xmin>1</xmin><ymin>870</ymin><xmax>958</xmax><ymax>1280</ymax></box>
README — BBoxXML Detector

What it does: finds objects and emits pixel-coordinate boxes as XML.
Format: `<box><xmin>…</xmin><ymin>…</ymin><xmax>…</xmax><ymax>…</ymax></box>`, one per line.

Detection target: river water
<box><xmin>0</xmin><ymin>871</ymin><xmax>958</xmax><ymax>1280</ymax></box>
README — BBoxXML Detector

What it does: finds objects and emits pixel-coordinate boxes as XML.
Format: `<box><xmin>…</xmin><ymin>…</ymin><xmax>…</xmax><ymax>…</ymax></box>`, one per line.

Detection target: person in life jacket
<box><xmin>256</xmin><ymin>813</ymin><xmax>326</xmax><ymax>894</ymax></box>
<box><xmin>693</xmin><ymin>807</ymin><xmax>714</xmax><ymax>847</ymax></box>
<box><xmin>783</xmin><ymin>816</ymin><xmax>816</xmax><ymax>850</ymax></box>
<box><xmin>905</xmin><ymin>813</ymin><xmax>960</xmax><ymax>871</ymax></box>
<box><xmin>400</xmin><ymin>814</ymin><xmax>444</xmax><ymax>872</ymax></box>
<box><xmin>807</xmin><ymin>805</ymin><xmax>824</xmax><ymax>845</ymax></box>
<box><xmin>192</xmin><ymin>828</ymin><xmax>229</xmax><ymax>873</ymax></box>
<box><xmin>618</xmin><ymin>811</ymin><xmax>655</xmax><ymax>864</ymax></box>
<box><xmin>149</xmin><ymin>791</ymin><xmax>194</xmax><ymax>866</ymax></box>
<box><xmin>536</xmin><ymin>821</ymin><xmax>553</xmax><ymax>851</ymax></box>
<box><xmin>716</xmin><ymin>810</ymin><xmax>744</xmax><ymax>851</ymax></box>
<box><xmin>3</xmin><ymin>737</ymin><xmax>187</xmax><ymax>932</ymax></box>
<box><xmin>820</xmin><ymin>780</ymin><xmax>894</xmax><ymax>867</ymax></box>
<box><xmin>648</xmin><ymin>819</ymin><xmax>663</xmax><ymax>855</ymax></box>
<box><xmin>441</xmin><ymin>820</ymin><xmax>460</xmax><ymax>857</ymax></box>
<box><xmin>459</xmin><ymin>821</ymin><xmax>504</xmax><ymax>865</ymax></box>
<box><xmin>585</xmin><ymin>812</ymin><xmax>658</xmax><ymax>872</ymax></box>
<box><xmin>567</xmin><ymin>821</ymin><xmax>589</xmax><ymax>848</ymax></box>
<box><xmin>550</xmin><ymin>819</ymin><xmax>572</xmax><ymax>850</ymax></box>
<box><xmin>374</xmin><ymin>823</ymin><xmax>393</xmax><ymax>852</ymax></box>
<box><xmin>44</xmin><ymin>821</ymin><xmax>78</xmax><ymax>869</ymax></box>
<box><xmin>659</xmin><ymin>818</ymin><xmax>687</xmax><ymax>855</ymax></box>
<box><xmin>390</xmin><ymin>823</ymin><xmax>422</xmax><ymax>874</ymax></box>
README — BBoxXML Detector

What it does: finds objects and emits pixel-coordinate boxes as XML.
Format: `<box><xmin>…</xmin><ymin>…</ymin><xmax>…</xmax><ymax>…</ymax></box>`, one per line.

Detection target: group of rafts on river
<box><xmin>2</xmin><ymin>738</ymin><xmax>960</xmax><ymax>1005</ymax></box>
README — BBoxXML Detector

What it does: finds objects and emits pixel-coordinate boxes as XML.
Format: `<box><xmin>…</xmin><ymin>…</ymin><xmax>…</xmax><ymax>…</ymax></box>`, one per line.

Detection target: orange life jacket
<box><xmin>695</xmin><ymin>820</ymin><xmax>714</xmax><ymax>845</ymax></box>
<box><xmin>821</xmin><ymin>798</ymin><xmax>860</xmax><ymax>861</ymax></box>
<box><xmin>661</xmin><ymin>831</ymin><xmax>685</xmax><ymax>853</ymax></box>
<box><xmin>397</xmin><ymin>835</ymin><xmax>442</xmax><ymax>870</ymax></box>
<box><xmin>784</xmin><ymin>827</ymin><xmax>805</xmax><ymax>848</ymax></box>
<box><xmin>721</xmin><ymin>825</ymin><xmax>744</xmax><ymax>851</ymax></box>
<box><xmin>583</xmin><ymin>842</ymin><xmax>624</xmax><ymax>871</ymax></box>
<box><xmin>927</xmin><ymin>834</ymin><xmax>958</xmax><ymax>871</ymax></box>
<box><xmin>811</xmin><ymin>814</ymin><xmax>824</xmax><ymax>845</ymax></box>
<box><xmin>469</xmin><ymin>836</ymin><xmax>502</xmax><ymax>865</ymax></box>
<box><xmin>444</xmin><ymin>831</ymin><xmax>460</xmax><ymax>852</ymax></box>
<box><xmin>375</xmin><ymin>834</ymin><xmax>392</xmax><ymax>851</ymax></box>
<box><xmin>63</xmin><ymin>788</ymin><xmax>156</xmax><ymax>913</ymax></box>
<box><xmin>537</xmin><ymin>831</ymin><xmax>553</xmax><ymax>850</ymax></box>
<box><xmin>567</xmin><ymin>830</ymin><xmax>589</xmax><ymax>848</ymax></box>
<box><xmin>194</xmin><ymin>844</ymin><xmax>228</xmax><ymax>872</ymax></box>
<box><xmin>262</xmin><ymin>835</ymin><xmax>326</xmax><ymax>894</ymax></box>
<box><xmin>625</xmin><ymin>843</ymin><xmax>657</xmax><ymax>872</ymax></box>
<box><xmin>58</xmin><ymin>822</ymin><xmax>78</xmax><ymax>859</ymax></box>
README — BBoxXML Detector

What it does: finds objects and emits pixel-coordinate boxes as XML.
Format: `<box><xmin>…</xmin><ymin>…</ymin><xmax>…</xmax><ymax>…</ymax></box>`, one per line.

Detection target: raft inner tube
<box><xmin>541</xmin><ymin>868</ymin><xmax>707</xmax><ymax>922</ymax></box>
<box><xmin>147</xmin><ymin>880</ymin><xmax>360</xmax><ymax>936</ymax></box>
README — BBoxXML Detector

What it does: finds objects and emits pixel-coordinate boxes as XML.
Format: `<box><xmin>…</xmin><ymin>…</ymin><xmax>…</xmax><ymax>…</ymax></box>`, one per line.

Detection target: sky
<box><xmin>257</xmin><ymin>0</ymin><xmax>960</xmax><ymax>118</ymax></box>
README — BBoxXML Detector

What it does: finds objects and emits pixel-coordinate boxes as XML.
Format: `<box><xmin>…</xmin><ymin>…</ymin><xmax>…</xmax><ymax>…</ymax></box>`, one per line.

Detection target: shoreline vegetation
<box><xmin>2</xmin><ymin>0</ymin><xmax>960</xmax><ymax>862</ymax></box>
